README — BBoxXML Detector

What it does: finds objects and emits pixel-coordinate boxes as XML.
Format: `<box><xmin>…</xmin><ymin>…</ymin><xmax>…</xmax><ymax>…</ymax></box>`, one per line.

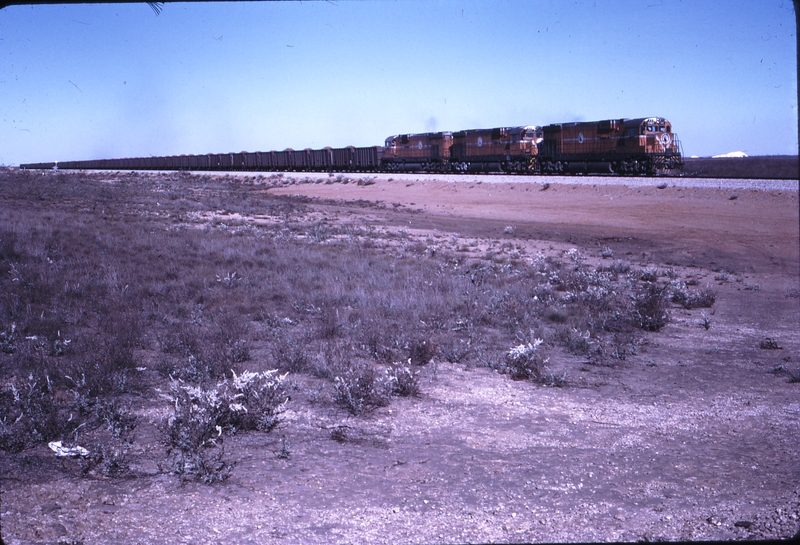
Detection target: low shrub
<box><xmin>157</xmin><ymin>354</ymin><xmax>208</xmax><ymax>383</ymax></box>
<box><xmin>639</xmin><ymin>268</ymin><xmax>659</xmax><ymax>282</ymax></box>
<box><xmin>0</xmin><ymin>327</ymin><xmax>15</xmax><ymax>354</ymax></box>
<box><xmin>386</xmin><ymin>364</ymin><xmax>420</xmax><ymax>397</ymax></box>
<box><xmin>557</xmin><ymin>327</ymin><xmax>591</xmax><ymax>355</ymax></box>
<box><xmin>0</xmin><ymin>374</ymin><xmax>81</xmax><ymax>452</ymax></box>
<box><xmin>408</xmin><ymin>339</ymin><xmax>435</xmax><ymax>366</ymax></box>
<box><xmin>95</xmin><ymin>399</ymin><xmax>137</xmax><ymax>439</ymax></box>
<box><xmin>333</xmin><ymin>363</ymin><xmax>390</xmax><ymax>415</ymax></box>
<box><xmin>632</xmin><ymin>284</ymin><xmax>670</xmax><ymax>331</ymax></box>
<box><xmin>608</xmin><ymin>331</ymin><xmax>639</xmax><ymax>360</ymax></box>
<box><xmin>671</xmin><ymin>285</ymin><xmax>716</xmax><ymax>309</ymax></box>
<box><xmin>601</xmin><ymin>259</ymin><xmax>630</xmax><ymax>275</ymax></box>
<box><xmin>531</xmin><ymin>283</ymin><xmax>555</xmax><ymax>304</ymax></box>
<box><xmin>164</xmin><ymin>369</ymin><xmax>288</xmax><ymax>482</ymax></box>
<box><xmin>504</xmin><ymin>339</ymin><xmax>548</xmax><ymax>382</ymax></box>
<box><xmin>230</xmin><ymin>340</ymin><xmax>251</xmax><ymax>364</ymax></box>
<box><xmin>274</xmin><ymin>341</ymin><xmax>309</xmax><ymax>373</ymax></box>
<box><xmin>760</xmin><ymin>337</ymin><xmax>783</xmax><ymax>350</ymax></box>
<box><xmin>542</xmin><ymin>371</ymin><xmax>569</xmax><ymax>388</ymax></box>
<box><xmin>546</xmin><ymin>307</ymin><xmax>569</xmax><ymax>324</ymax></box>
<box><xmin>225</xmin><ymin>369</ymin><xmax>289</xmax><ymax>433</ymax></box>
<box><xmin>80</xmin><ymin>443</ymin><xmax>131</xmax><ymax>478</ymax></box>
<box><xmin>165</xmin><ymin>382</ymin><xmax>231</xmax><ymax>453</ymax></box>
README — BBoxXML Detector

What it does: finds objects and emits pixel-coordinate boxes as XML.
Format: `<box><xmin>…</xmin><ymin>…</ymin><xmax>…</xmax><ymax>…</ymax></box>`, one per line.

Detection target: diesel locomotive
<box><xmin>538</xmin><ymin>117</ymin><xmax>683</xmax><ymax>175</ymax></box>
<box><xmin>20</xmin><ymin>117</ymin><xmax>683</xmax><ymax>176</ymax></box>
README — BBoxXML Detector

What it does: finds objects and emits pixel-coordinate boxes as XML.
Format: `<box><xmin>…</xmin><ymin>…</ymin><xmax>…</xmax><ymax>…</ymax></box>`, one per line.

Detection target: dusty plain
<box><xmin>1</xmin><ymin>170</ymin><xmax>798</xmax><ymax>544</ymax></box>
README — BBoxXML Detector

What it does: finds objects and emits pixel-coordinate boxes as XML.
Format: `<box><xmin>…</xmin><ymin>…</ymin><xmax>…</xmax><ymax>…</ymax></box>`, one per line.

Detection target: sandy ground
<box><xmin>2</xmin><ymin>174</ymin><xmax>798</xmax><ymax>544</ymax></box>
<box><xmin>267</xmin><ymin>175</ymin><xmax>798</xmax><ymax>276</ymax></box>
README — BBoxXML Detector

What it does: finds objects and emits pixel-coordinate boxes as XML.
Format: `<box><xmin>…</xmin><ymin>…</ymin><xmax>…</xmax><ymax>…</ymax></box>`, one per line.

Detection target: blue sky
<box><xmin>1</xmin><ymin>0</ymin><xmax>797</xmax><ymax>165</ymax></box>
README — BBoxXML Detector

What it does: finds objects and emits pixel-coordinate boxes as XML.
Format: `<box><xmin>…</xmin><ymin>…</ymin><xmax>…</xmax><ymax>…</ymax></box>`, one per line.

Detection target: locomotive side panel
<box><xmin>452</xmin><ymin>127</ymin><xmax>538</xmax><ymax>158</ymax></box>
<box><xmin>382</xmin><ymin>132</ymin><xmax>452</xmax><ymax>170</ymax></box>
<box><xmin>450</xmin><ymin>126</ymin><xmax>540</xmax><ymax>172</ymax></box>
<box><xmin>554</xmin><ymin>120</ymin><xmax>624</xmax><ymax>157</ymax></box>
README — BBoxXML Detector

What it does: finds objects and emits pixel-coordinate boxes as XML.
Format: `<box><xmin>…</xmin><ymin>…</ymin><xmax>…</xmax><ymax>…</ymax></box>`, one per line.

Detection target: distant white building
<box><xmin>712</xmin><ymin>151</ymin><xmax>748</xmax><ymax>158</ymax></box>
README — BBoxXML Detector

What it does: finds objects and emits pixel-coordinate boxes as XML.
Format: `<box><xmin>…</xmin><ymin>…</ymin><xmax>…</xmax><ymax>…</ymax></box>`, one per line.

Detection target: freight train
<box><xmin>20</xmin><ymin>117</ymin><xmax>683</xmax><ymax>176</ymax></box>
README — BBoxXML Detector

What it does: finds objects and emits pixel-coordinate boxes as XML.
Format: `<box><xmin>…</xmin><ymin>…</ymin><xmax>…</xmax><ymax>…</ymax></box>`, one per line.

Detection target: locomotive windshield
<box><xmin>522</xmin><ymin>126</ymin><xmax>543</xmax><ymax>142</ymax></box>
<box><xmin>642</xmin><ymin>117</ymin><xmax>671</xmax><ymax>135</ymax></box>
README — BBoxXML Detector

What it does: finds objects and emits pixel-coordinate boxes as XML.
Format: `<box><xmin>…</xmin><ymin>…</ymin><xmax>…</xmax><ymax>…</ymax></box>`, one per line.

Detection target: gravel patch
<box><xmin>89</xmin><ymin>169</ymin><xmax>798</xmax><ymax>191</ymax></box>
<box><xmin>226</xmin><ymin>170</ymin><xmax>798</xmax><ymax>192</ymax></box>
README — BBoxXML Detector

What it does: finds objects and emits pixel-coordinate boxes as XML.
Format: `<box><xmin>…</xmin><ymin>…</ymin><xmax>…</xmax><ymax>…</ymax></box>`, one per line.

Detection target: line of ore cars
<box><xmin>22</xmin><ymin>117</ymin><xmax>684</xmax><ymax>176</ymax></box>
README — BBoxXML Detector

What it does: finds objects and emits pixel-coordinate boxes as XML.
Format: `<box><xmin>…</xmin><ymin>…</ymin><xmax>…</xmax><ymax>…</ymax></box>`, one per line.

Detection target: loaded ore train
<box><xmin>21</xmin><ymin>117</ymin><xmax>683</xmax><ymax>176</ymax></box>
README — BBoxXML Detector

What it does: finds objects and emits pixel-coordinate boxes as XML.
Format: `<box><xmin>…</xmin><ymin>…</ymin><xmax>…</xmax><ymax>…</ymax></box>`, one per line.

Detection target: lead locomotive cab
<box><xmin>618</xmin><ymin>117</ymin><xmax>683</xmax><ymax>175</ymax></box>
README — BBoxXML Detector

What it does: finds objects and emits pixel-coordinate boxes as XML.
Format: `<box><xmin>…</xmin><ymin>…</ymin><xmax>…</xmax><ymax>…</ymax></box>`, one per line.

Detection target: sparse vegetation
<box><xmin>163</xmin><ymin>370</ymin><xmax>288</xmax><ymax>482</ymax></box>
<box><xmin>0</xmin><ymin>169</ymin><xmax>714</xmax><ymax>478</ymax></box>
<box><xmin>671</xmin><ymin>284</ymin><xmax>717</xmax><ymax>309</ymax></box>
<box><xmin>714</xmin><ymin>270</ymin><xmax>733</xmax><ymax>283</ymax></box>
<box><xmin>1</xmin><ymin>168</ymin><xmax>797</xmax><ymax>543</ymax></box>
<box><xmin>769</xmin><ymin>365</ymin><xmax>800</xmax><ymax>383</ymax></box>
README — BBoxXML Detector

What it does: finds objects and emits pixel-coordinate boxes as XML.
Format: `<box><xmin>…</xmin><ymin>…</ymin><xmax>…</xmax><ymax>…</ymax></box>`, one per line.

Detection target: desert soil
<box><xmin>2</xmin><ymin>173</ymin><xmax>799</xmax><ymax>544</ymax></box>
